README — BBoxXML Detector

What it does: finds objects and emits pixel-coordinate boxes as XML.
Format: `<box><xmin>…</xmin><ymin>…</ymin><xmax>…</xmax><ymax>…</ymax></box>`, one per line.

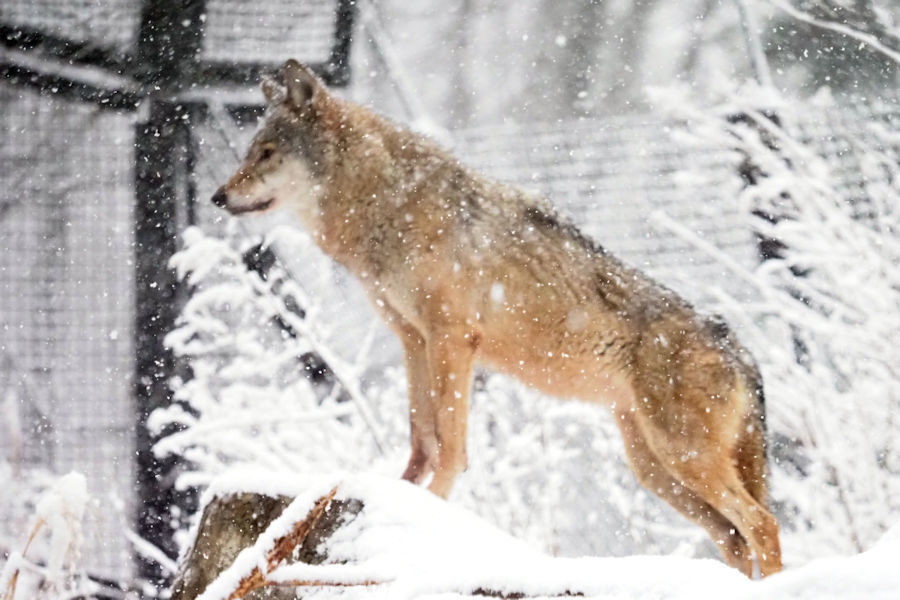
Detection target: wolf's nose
<box><xmin>211</xmin><ymin>189</ymin><xmax>228</xmax><ymax>208</ymax></box>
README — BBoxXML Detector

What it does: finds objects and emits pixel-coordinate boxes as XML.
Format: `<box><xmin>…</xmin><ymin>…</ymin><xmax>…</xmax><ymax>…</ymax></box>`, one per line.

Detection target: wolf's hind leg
<box><xmin>630</xmin><ymin>393</ymin><xmax>782</xmax><ymax>577</ymax></box>
<box><xmin>616</xmin><ymin>409</ymin><xmax>754</xmax><ymax>576</ymax></box>
<box><xmin>685</xmin><ymin>465</ymin><xmax>781</xmax><ymax>577</ymax></box>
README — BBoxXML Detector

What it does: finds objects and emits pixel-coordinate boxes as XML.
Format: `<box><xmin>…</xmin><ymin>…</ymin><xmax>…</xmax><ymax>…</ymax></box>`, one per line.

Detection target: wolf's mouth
<box><xmin>228</xmin><ymin>198</ymin><xmax>275</xmax><ymax>215</ymax></box>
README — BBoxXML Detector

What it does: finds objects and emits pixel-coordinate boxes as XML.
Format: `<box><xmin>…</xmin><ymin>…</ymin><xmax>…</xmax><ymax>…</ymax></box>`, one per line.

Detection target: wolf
<box><xmin>211</xmin><ymin>59</ymin><xmax>782</xmax><ymax>577</ymax></box>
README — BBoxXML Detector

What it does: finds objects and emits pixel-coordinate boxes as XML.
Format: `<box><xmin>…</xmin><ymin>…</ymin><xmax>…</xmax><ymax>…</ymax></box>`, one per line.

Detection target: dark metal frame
<box><xmin>1</xmin><ymin>0</ymin><xmax>357</xmax><ymax>588</ymax></box>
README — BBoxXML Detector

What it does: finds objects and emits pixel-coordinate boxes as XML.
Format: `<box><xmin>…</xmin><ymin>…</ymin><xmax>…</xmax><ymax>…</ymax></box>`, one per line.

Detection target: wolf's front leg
<box><xmin>398</xmin><ymin>330</ymin><xmax>438</xmax><ymax>485</ymax></box>
<box><xmin>425</xmin><ymin>327</ymin><xmax>477</xmax><ymax>498</ymax></box>
<box><xmin>379</xmin><ymin>300</ymin><xmax>439</xmax><ymax>485</ymax></box>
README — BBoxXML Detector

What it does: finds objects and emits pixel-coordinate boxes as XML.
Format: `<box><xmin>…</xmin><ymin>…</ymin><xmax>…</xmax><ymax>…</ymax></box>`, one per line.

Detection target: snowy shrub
<box><xmin>151</xmin><ymin>224</ymin><xmax>401</xmax><ymax>489</ymax></box>
<box><xmin>0</xmin><ymin>463</ymin><xmax>56</xmax><ymax>566</ymax></box>
<box><xmin>0</xmin><ymin>472</ymin><xmax>96</xmax><ymax>600</ymax></box>
<box><xmin>653</xmin><ymin>83</ymin><xmax>900</xmax><ymax>563</ymax></box>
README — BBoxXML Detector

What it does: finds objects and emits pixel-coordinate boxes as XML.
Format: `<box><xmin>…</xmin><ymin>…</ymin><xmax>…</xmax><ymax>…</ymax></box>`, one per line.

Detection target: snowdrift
<box><xmin>173</xmin><ymin>471</ymin><xmax>900</xmax><ymax>600</ymax></box>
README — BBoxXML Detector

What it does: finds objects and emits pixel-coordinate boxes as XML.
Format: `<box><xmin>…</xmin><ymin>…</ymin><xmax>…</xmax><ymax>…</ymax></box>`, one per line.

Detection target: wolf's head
<box><xmin>211</xmin><ymin>60</ymin><xmax>329</xmax><ymax>223</ymax></box>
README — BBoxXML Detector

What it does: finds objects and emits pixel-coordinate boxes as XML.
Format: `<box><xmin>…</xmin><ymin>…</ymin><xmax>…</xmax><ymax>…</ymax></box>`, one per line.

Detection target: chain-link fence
<box><xmin>0</xmin><ymin>83</ymin><xmax>137</xmax><ymax>580</ymax></box>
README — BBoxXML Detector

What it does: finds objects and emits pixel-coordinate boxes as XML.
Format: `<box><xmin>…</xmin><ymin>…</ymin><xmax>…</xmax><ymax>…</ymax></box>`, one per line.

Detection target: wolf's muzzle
<box><xmin>211</xmin><ymin>189</ymin><xmax>228</xmax><ymax>208</ymax></box>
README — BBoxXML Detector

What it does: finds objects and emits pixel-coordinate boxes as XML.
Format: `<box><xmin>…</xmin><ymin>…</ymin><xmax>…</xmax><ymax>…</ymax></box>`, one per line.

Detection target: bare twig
<box><xmin>242</xmin><ymin>578</ymin><xmax>383</xmax><ymax>591</ymax></box>
<box><xmin>2</xmin><ymin>519</ymin><xmax>44</xmax><ymax>600</ymax></box>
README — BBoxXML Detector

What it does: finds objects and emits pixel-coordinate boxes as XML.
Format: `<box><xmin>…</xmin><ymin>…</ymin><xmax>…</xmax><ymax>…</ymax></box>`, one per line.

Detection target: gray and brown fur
<box><xmin>212</xmin><ymin>60</ymin><xmax>782</xmax><ymax>577</ymax></box>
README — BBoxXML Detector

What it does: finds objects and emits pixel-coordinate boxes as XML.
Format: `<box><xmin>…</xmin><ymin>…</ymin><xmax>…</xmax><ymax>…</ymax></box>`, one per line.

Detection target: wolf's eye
<box><xmin>260</xmin><ymin>147</ymin><xmax>275</xmax><ymax>161</ymax></box>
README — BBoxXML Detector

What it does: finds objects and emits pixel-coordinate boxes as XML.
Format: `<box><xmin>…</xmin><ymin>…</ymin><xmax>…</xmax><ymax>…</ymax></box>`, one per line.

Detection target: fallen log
<box><xmin>170</xmin><ymin>486</ymin><xmax>364</xmax><ymax>600</ymax></box>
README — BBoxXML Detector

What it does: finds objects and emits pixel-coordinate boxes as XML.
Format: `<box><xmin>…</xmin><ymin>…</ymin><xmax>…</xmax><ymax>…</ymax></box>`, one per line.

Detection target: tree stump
<box><xmin>170</xmin><ymin>490</ymin><xmax>363</xmax><ymax>600</ymax></box>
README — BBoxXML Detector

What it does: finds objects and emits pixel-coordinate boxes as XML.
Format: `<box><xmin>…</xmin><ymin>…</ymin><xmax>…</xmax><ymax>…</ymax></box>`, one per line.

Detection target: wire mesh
<box><xmin>202</xmin><ymin>0</ymin><xmax>340</xmax><ymax>64</ymax></box>
<box><xmin>793</xmin><ymin>103</ymin><xmax>900</xmax><ymax>223</ymax></box>
<box><xmin>0</xmin><ymin>82</ymin><xmax>137</xmax><ymax>581</ymax></box>
<box><xmin>0</xmin><ymin>0</ymin><xmax>140</xmax><ymax>49</ymax></box>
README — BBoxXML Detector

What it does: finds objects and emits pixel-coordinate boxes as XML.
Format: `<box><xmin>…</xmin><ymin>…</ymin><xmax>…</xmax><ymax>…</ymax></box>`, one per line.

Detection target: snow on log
<box><xmin>170</xmin><ymin>471</ymin><xmax>900</xmax><ymax>600</ymax></box>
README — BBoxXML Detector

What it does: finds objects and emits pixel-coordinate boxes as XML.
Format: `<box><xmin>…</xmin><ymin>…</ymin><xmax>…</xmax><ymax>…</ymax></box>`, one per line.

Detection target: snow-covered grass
<box><xmin>193</xmin><ymin>471</ymin><xmax>900</xmax><ymax>600</ymax></box>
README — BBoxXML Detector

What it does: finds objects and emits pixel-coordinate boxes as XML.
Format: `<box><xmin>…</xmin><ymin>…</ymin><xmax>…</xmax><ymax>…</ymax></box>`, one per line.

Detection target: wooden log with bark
<box><xmin>170</xmin><ymin>488</ymin><xmax>366</xmax><ymax>600</ymax></box>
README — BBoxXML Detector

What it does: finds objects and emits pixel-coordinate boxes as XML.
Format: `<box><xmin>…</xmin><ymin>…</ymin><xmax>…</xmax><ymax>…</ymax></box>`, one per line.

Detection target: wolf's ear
<box><xmin>261</xmin><ymin>75</ymin><xmax>287</xmax><ymax>105</ymax></box>
<box><xmin>280</xmin><ymin>59</ymin><xmax>320</xmax><ymax>108</ymax></box>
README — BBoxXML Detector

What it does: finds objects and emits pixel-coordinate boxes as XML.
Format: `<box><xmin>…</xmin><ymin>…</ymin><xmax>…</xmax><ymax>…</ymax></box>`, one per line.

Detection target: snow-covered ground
<box><xmin>194</xmin><ymin>471</ymin><xmax>900</xmax><ymax>600</ymax></box>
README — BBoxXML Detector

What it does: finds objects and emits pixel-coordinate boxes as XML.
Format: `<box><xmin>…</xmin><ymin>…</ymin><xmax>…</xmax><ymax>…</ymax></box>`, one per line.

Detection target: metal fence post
<box><xmin>133</xmin><ymin>0</ymin><xmax>206</xmax><ymax>585</ymax></box>
<box><xmin>326</xmin><ymin>0</ymin><xmax>359</xmax><ymax>86</ymax></box>
<box><xmin>133</xmin><ymin>102</ymin><xmax>194</xmax><ymax>584</ymax></box>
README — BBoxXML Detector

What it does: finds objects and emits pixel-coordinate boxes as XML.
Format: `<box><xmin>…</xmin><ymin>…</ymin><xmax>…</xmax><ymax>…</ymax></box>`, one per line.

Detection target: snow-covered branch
<box><xmin>763</xmin><ymin>0</ymin><xmax>900</xmax><ymax>64</ymax></box>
